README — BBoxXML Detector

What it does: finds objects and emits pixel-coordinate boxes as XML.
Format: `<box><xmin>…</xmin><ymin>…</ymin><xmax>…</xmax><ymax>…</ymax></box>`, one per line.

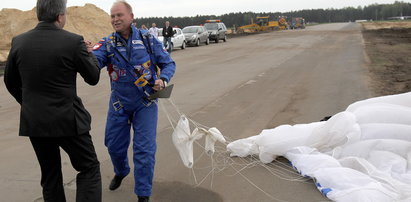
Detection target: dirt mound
<box><xmin>0</xmin><ymin>4</ymin><xmax>113</xmax><ymax>61</ymax></box>
<box><xmin>362</xmin><ymin>26</ymin><xmax>411</xmax><ymax>96</ymax></box>
<box><xmin>361</xmin><ymin>21</ymin><xmax>411</xmax><ymax>30</ymax></box>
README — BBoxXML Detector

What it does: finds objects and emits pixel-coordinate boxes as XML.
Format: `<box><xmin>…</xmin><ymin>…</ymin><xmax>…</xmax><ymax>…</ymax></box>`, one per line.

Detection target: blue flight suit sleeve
<box><xmin>151</xmin><ymin>37</ymin><xmax>176</xmax><ymax>82</ymax></box>
<box><xmin>92</xmin><ymin>37</ymin><xmax>109</xmax><ymax>69</ymax></box>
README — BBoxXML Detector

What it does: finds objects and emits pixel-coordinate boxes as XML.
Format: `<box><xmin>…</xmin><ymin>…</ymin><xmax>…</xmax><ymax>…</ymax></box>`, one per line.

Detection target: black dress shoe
<box><xmin>109</xmin><ymin>175</ymin><xmax>126</xmax><ymax>190</ymax></box>
<box><xmin>138</xmin><ymin>196</ymin><xmax>150</xmax><ymax>202</ymax></box>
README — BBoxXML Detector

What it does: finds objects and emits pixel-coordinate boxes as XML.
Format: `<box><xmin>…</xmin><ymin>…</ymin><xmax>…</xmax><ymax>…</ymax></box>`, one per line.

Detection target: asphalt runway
<box><xmin>0</xmin><ymin>22</ymin><xmax>371</xmax><ymax>201</ymax></box>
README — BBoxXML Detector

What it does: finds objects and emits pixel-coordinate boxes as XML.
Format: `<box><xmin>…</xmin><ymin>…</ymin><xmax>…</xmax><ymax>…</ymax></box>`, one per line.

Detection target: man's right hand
<box><xmin>152</xmin><ymin>79</ymin><xmax>165</xmax><ymax>91</ymax></box>
<box><xmin>84</xmin><ymin>40</ymin><xmax>93</xmax><ymax>53</ymax></box>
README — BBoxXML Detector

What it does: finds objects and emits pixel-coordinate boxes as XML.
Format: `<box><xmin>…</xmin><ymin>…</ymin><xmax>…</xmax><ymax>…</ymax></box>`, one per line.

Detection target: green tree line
<box><xmin>136</xmin><ymin>1</ymin><xmax>411</xmax><ymax>28</ymax></box>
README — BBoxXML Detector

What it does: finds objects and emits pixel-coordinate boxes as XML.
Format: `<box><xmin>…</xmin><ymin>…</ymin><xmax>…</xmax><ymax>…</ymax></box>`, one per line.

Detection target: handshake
<box><xmin>84</xmin><ymin>40</ymin><xmax>167</xmax><ymax>92</ymax></box>
<box><xmin>84</xmin><ymin>40</ymin><xmax>94</xmax><ymax>53</ymax></box>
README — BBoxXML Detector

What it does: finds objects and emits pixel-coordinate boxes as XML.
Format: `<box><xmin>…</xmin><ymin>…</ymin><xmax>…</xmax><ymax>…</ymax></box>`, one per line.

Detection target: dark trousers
<box><xmin>163</xmin><ymin>37</ymin><xmax>172</xmax><ymax>53</ymax></box>
<box><xmin>30</xmin><ymin>133</ymin><xmax>102</xmax><ymax>202</ymax></box>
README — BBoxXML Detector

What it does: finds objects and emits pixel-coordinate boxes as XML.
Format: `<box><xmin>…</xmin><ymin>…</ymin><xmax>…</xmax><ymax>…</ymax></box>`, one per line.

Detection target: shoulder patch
<box><xmin>93</xmin><ymin>43</ymin><xmax>103</xmax><ymax>50</ymax></box>
<box><xmin>132</xmin><ymin>40</ymin><xmax>144</xmax><ymax>45</ymax></box>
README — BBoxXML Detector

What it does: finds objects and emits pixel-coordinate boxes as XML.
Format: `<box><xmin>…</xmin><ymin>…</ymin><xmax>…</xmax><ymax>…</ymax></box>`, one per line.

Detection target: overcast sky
<box><xmin>1</xmin><ymin>0</ymin><xmax>410</xmax><ymax>17</ymax></box>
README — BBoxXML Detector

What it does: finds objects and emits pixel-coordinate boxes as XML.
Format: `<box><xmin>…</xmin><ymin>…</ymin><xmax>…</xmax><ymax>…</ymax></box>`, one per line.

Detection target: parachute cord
<box><xmin>165</xmin><ymin>98</ymin><xmax>231</xmax><ymax>146</ymax></box>
<box><xmin>210</xmin><ymin>154</ymin><xmax>215</xmax><ymax>188</ymax></box>
<box><xmin>191</xmin><ymin>167</ymin><xmax>199</xmax><ymax>185</ymax></box>
<box><xmin>229</xmin><ymin>163</ymin><xmax>289</xmax><ymax>202</ymax></box>
<box><xmin>165</xmin><ymin>98</ymin><xmax>209</xmax><ymax>130</ymax></box>
<box><xmin>159</xmin><ymin>100</ymin><xmax>177</xmax><ymax>130</ymax></box>
<box><xmin>157</xmin><ymin>97</ymin><xmax>312</xmax><ymax>202</ymax></box>
<box><xmin>167</xmin><ymin>98</ymin><xmax>184</xmax><ymax>117</ymax></box>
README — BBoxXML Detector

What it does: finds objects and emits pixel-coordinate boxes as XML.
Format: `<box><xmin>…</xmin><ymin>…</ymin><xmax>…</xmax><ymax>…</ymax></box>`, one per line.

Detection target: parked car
<box><xmin>158</xmin><ymin>27</ymin><xmax>186</xmax><ymax>51</ymax></box>
<box><xmin>182</xmin><ymin>26</ymin><xmax>209</xmax><ymax>46</ymax></box>
<box><xmin>204</xmin><ymin>20</ymin><xmax>227</xmax><ymax>43</ymax></box>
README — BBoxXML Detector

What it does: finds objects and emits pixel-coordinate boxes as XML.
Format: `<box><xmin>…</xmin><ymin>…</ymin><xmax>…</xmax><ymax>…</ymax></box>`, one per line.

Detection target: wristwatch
<box><xmin>161</xmin><ymin>78</ymin><xmax>168</xmax><ymax>87</ymax></box>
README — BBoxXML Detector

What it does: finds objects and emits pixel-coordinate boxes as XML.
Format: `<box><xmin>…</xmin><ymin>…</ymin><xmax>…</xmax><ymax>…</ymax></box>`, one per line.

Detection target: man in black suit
<box><xmin>4</xmin><ymin>0</ymin><xmax>102</xmax><ymax>201</ymax></box>
<box><xmin>162</xmin><ymin>21</ymin><xmax>174</xmax><ymax>53</ymax></box>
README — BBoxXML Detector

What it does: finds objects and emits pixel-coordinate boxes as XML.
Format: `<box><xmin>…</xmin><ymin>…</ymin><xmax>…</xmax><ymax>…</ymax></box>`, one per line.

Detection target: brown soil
<box><xmin>0</xmin><ymin>61</ymin><xmax>4</xmax><ymax>75</ymax></box>
<box><xmin>0</xmin><ymin>4</ymin><xmax>112</xmax><ymax>62</ymax></box>
<box><xmin>362</xmin><ymin>21</ymin><xmax>411</xmax><ymax>30</ymax></box>
<box><xmin>361</xmin><ymin>22</ymin><xmax>411</xmax><ymax>96</ymax></box>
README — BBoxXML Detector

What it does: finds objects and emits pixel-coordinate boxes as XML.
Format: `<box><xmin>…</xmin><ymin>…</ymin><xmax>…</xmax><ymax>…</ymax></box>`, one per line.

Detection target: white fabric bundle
<box><xmin>172</xmin><ymin>115</ymin><xmax>226</xmax><ymax>168</ymax></box>
<box><xmin>172</xmin><ymin>115</ymin><xmax>202</xmax><ymax>168</ymax></box>
<box><xmin>227</xmin><ymin>92</ymin><xmax>411</xmax><ymax>201</ymax></box>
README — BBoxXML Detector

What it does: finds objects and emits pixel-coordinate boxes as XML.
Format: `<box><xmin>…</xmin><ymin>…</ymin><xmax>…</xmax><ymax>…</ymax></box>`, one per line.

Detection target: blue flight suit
<box><xmin>92</xmin><ymin>25</ymin><xmax>175</xmax><ymax>196</ymax></box>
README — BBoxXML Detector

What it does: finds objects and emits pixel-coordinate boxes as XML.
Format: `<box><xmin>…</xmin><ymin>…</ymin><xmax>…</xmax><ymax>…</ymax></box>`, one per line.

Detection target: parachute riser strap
<box><xmin>139</xmin><ymin>30</ymin><xmax>161</xmax><ymax>78</ymax></box>
<box><xmin>108</xmin><ymin>32</ymin><xmax>155</xmax><ymax>106</ymax></box>
<box><xmin>109</xmin><ymin>33</ymin><xmax>148</xmax><ymax>85</ymax></box>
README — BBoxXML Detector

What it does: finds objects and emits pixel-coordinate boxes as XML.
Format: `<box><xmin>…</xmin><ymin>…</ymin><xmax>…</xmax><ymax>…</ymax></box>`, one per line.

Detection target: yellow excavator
<box><xmin>237</xmin><ymin>16</ymin><xmax>288</xmax><ymax>33</ymax></box>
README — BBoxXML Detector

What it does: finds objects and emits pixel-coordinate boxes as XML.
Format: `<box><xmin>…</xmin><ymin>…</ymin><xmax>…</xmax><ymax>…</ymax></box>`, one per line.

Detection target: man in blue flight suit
<box><xmin>91</xmin><ymin>1</ymin><xmax>175</xmax><ymax>202</ymax></box>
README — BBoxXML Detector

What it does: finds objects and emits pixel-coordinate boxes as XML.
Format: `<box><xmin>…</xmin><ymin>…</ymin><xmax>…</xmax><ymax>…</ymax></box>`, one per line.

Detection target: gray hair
<box><xmin>36</xmin><ymin>0</ymin><xmax>67</xmax><ymax>22</ymax></box>
<box><xmin>113</xmin><ymin>0</ymin><xmax>133</xmax><ymax>13</ymax></box>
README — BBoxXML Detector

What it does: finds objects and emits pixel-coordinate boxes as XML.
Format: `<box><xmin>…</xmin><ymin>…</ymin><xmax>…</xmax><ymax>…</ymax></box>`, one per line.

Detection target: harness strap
<box><xmin>108</xmin><ymin>30</ymin><xmax>159</xmax><ymax>108</ymax></box>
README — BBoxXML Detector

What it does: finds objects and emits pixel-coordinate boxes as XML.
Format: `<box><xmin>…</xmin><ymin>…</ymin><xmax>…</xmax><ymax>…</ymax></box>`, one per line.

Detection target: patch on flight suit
<box><xmin>93</xmin><ymin>43</ymin><xmax>102</xmax><ymax>50</ymax></box>
<box><xmin>133</xmin><ymin>64</ymin><xmax>151</xmax><ymax>80</ymax></box>
<box><xmin>143</xmin><ymin>69</ymin><xmax>152</xmax><ymax>80</ymax></box>
<box><xmin>118</xmin><ymin>69</ymin><xmax>126</xmax><ymax>77</ymax></box>
<box><xmin>142</xmin><ymin>60</ymin><xmax>151</xmax><ymax>69</ymax></box>
<box><xmin>110</xmin><ymin>71</ymin><xmax>119</xmax><ymax>81</ymax></box>
<box><xmin>133</xmin><ymin>46</ymin><xmax>145</xmax><ymax>50</ymax></box>
<box><xmin>108</xmin><ymin>64</ymin><xmax>118</xmax><ymax>81</ymax></box>
<box><xmin>132</xmin><ymin>40</ymin><xmax>144</xmax><ymax>45</ymax></box>
<box><xmin>134</xmin><ymin>65</ymin><xmax>143</xmax><ymax>72</ymax></box>
<box><xmin>118</xmin><ymin>48</ymin><xmax>126</xmax><ymax>52</ymax></box>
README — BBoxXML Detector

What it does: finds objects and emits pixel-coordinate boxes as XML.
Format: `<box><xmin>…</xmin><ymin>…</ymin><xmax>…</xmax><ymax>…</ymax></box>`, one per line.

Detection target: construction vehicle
<box><xmin>237</xmin><ymin>16</ymin><xmax>288</xmax><ymax>33</ymax></box>
<box><xmin>290</xmin><ymin>17</ymin><xmax>305</xmax><ymax>29</ymax></box>
<box><xmin>278</xmin><ymin>16</ymin><xmax>288</xmax><ymax>30</ymax></box>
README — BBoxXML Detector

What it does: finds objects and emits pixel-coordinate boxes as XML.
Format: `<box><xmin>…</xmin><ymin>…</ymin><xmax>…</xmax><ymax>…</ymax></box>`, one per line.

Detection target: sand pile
<box><xmin>0</xmin><ymin>3</ymin><xmax>113</xmax><ymax>61</ymax></box>
<box><xmin>361</xmin><ymin>21</ymin><xmax>411</xmax><ymax>30</ymax></box>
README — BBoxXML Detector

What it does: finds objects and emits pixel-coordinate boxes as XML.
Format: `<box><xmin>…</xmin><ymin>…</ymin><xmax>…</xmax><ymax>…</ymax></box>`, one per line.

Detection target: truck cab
<box><xmin>204</xmin><ymin>20</ymin><xmax>227</xmax><ymax>43</ymax></box>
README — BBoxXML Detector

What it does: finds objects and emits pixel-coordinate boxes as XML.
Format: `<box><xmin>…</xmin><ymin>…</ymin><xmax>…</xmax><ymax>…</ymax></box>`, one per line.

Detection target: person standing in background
<box><xmin>148</xmin><ymin>23</ymin><xmax>159</xmax><ymax>38</ymax></box>
<box><xmin>162</xmin><ymin>21</ymin><xmax>174</xmax><ymax>53</ymax></box>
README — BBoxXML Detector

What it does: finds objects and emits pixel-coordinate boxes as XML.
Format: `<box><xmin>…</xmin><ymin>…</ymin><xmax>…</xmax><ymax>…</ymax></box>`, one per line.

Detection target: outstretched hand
<box><xmin>84</xmin><ymin>40</ymin><xmax>93</xmax><ymax>53</ymax></box>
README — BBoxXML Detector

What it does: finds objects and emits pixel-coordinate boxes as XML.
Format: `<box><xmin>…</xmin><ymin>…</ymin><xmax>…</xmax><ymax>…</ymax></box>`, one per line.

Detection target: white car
<box><xmin>157</xmin><ymin>27</ymin><xmax>186</xmax><ymax>51</ymax></box>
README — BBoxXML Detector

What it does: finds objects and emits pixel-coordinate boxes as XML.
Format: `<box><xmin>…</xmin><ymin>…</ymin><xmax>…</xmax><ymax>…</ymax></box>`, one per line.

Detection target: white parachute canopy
<box><xmin>227</xmin><ymin>92</ymin><xmax>411</xmax><ymax>202</ymax></box>
<box><xmin>172</xmin><ymin>115</ymin><xmax>226</xmax><ymax>168</ymax></box>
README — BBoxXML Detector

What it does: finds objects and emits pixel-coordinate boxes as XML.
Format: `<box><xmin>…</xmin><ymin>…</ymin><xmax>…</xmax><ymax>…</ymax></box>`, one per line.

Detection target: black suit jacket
<box><xmin>4</xmin><ymin>22</ymin><xmax>100</xmax><ymax>137</ymax></box>
<box><xmin>162</xmin><ymin>26</ymin><xmax>174</xmax><ymax>38</ymax></box>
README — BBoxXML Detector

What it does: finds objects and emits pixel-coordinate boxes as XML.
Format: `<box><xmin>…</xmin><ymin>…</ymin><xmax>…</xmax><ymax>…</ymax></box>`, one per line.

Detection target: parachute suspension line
<box><xmin>159</xmin><ymin>100</ymin><xmax>177</xmax><ymax>131</ymax></box>
<box><xmin>258</xmin><ymin>160</ymin><xmax>308</xmax><ymax>182</ymax></box>
<box><xmin>210</xmin><ymin>154</ymin><xmax>215</xmax><ymax>189</ymax></box>
<box><xmin>229</xmin><ymin>163</ymin><xmax>289</xmax><ymax>202</ymax></box>
<box><xmin>159</xmin><ymin>98</ymin><xmax>310</xmax><ymax>199</ymax></box>
<box><xmin>166</xmin><ymin>98</ymin><xmax>211</xmax><ymax>130</ymax></box>
<box><xmin>271</xmin><ymin>159</ymin><xmax>310</xmax><ymax>179</ymax></box>
<box><xmin>166</xmin><ymin>98</ymin><xmax>184</xmax><ymax>117</ymax></box>
<box><xmin>191</xmin><ymin>166</ymin><xmax>199</xmax><ymax>185</ymax></box>
<box><xmin>167</xmin><ymin>98</ymin><xmax>230</xmax><ymax>143</ymax></box>
<box><xmin>244</xmin><ymin>153</ymin><xmax>308</xmax><ymax>182</ymax></box>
